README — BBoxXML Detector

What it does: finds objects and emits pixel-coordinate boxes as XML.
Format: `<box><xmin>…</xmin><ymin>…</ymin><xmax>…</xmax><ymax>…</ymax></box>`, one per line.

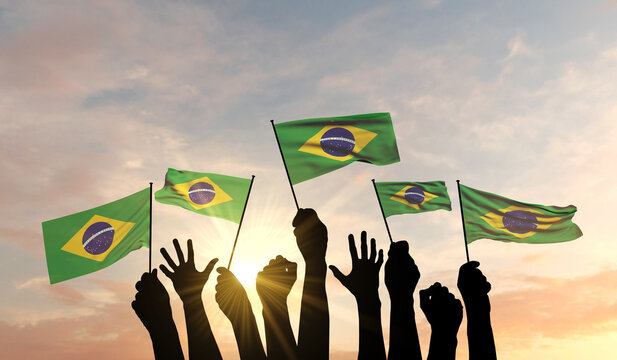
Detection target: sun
<box><xmin>231</xmin><ymin>261</ymin><xmax>260</xmax><ymax>287</ymax></box>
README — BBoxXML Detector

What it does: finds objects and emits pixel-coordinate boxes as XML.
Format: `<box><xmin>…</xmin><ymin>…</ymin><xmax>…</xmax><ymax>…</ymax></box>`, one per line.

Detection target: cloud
<box><xmin>82</xmin><ymin>87</ymin><xmax>143</xmax><ymax>108</ymax></box>
<box><xmin>0</xmin><ymin>302</ymin><xmax>154</xmax><ymax>360</ymax></box>
<box><xmin>490</xmin><ymin>269</ymin><xmax>617</xmax><ymax>344</ymax></box>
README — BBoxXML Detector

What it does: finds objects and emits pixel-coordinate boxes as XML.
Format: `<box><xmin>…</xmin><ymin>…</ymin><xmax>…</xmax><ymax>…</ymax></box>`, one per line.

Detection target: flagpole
<box><xmin>228</xmin><ymin>175</ymin><xmax>256</xmax><ymax>270</ymax></box>
<box><xmin>149</xmin><ymin>182</ymin><xmax>153</xmax><ymax>273</ymax></box>
<box><xmin>270</xmin><ymin>120</ymin><xmax>300</xmax><ymax>210</ymax></box>
<box><xmin>456</xmin><ymin>180</ymin><xmax>470</xmax><ymax>263</ymax></box>
<box><xmin>371</xmin><ymin>179</ymin><xmax>393</xmax><ymax>243</ymax></box>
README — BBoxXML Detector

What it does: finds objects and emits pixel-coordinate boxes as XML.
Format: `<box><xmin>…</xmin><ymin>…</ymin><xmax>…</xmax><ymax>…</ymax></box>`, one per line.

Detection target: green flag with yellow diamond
<box><xmin>155</xmin><ymin>168</ymin><xmax>251</xmax><ymax>223</ymax></box>
<box><xmin>375</xmin><ymin>181</ymin><xmax>451</xmax><ymax>217</ymax></box>
<box><xmin>274</xmin><ymin>113</ymin><xmax>400</xmax><ymax>184</ymax></box>
<box><xmin>460</xmin><ymin>184</ymin><xmax>583</xmax><ymax>244</ymax></box>
<box><xmin>42</xmin><ymin>188</ymin><xmax>150</xmax><ymax>284</ymax></box>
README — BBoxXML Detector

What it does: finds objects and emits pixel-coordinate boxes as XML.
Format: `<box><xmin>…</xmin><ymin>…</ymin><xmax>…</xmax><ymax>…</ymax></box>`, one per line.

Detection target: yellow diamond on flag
<box><xmin>298</xmin><ymin>125</ymin><xmax>378</xmax><ymax>162</ymax></box>
<box><xmin>172</xmin><ymin>176</ymin><xmax>233</xmax><ymax>210</ymax></box>
<box><xmin>61</xmin><ymin>215</ymin><xmax>135</xmax><ymax>262</ymax></box>
<box><xmin>481</xmin><ymin>205</ymin><xmax>561</xmax><ymax>239</ymax></box>
<box><xmin>390</xmin><ymin>185</ymin><xmax>438</xmax><ymax>209</ymax></box>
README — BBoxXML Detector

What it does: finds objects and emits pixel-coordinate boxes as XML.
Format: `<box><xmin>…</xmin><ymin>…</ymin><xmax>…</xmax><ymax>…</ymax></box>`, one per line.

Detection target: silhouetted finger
<box><xmin>173</xmin><ymin>239</ymin><xmax>184</xmax><ymax>264</ymax></box>
<box><xmin>460</xmin><ymin>260</ymin><xmax>480</xmax><ymax>272</ymax></box>
<box><xmin>360</xmin><ymin>231</ymin><xmax>368</xmax><ymax>259</ymax></box>
<box><xmin>292</xmin><ymin>208</ymin><xmax>318</xmax><ymax>227</ymax></box>
<box><xmin>329</xmin><ymin>265</ymin><xmax>346</xmax><ymax>285</ymax></box>
<box><xmin>159</xmin><ymin>264</ymin><xmax>173</xmax><ymax>279</ymax></box>
<box><xmin>376</xmin><ymin>249</ymin><xmax>384</xmax><ymax>268</ymax></box>
<box><xmin>455</xmin><ymin>298</ymin><xmax>463</xmax><ymax>310</ymax></box>
<box><xmin>388</xmin><ymin>240</ymin><xmax>409</xmax><ymax>257</ymax></box>
<box><xmin>419</xmin><ymin>288</ymin><xmax>430</xmax><ymax>310</ymax></box>
<box><xmin>160</xmin><ymin>247</ymin><xmax>178</xmax><ymax>270</ymax></box>
<box><xmin>186</xmin><ymin>239</ymin><xmax>194</xmax><ymax>264</ymax></box>
<box><xmin>131</xmin><ymin>300</ymin><xmax>143</xmax><ymax>315</ymax></box>
<box><xmin>348</xmin><ymin>234</ymin><xmax>358</xmax><ymax>261</ymax></box>
<box><xmin>135</xmin><ymin>280</ymin><xmax>143</xmax><ymax>292</ymax></box>
<box><xmin>287</xmin><ymin>261</ymin><xmax>297</xmax><ymax>279</ymax></box>
<box><xmin>203</xmin><ymin>258</ymin><xmax>219</xmax><ymax>277</ymax></box>
<box><xmin>428</xmin><ymin>282</ymin><xmax>442</xmax><ymax>291</ymax></box>
<box><xmin>369</xmin><ymin>237</ymin><xmax>376</xmax><ymax>262</ymax></box>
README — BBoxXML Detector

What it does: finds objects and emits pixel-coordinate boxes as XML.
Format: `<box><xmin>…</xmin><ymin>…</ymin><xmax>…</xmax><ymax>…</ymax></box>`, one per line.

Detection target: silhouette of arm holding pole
<box><xmin>159</xmin><ymin>239</ymin><xmax>222</xmax><ymax>360</ymax></box>
<box><xmin>457</xmin><ymin>261</ymin><xmax>497</xmax><ymax>360</ymax></box>
<box><xmin>330</xmin><ymin>231</ymin><xmax>386</xmax><ymax>360</ymax></box>
<box><xmin>132</xmin><ymin>269</ymin><xmax>185</xmax><ymax>360</ymax></box>
<box><xmin>256</xmin><ymin>255</ymin><xmax>299</xmax><ymax>360</ymax></box>
<box><xmin>385</xmin><ymin>241</ymin><xmax>422</xmax><ymax>360</ymax></box>
<box><xmin>420</xmin><ymin>282</ymin><xmax>463</xmax><ymax>360</ymax></box>
<box><xmin>292</xmin><ymin>208</ymin><xmax>329</xmax><ymax>360</ymax></box>
<box><xmin>215</xmin><ymin>267</ymin><xmax>267</xmax><ymax>360</ymax></box>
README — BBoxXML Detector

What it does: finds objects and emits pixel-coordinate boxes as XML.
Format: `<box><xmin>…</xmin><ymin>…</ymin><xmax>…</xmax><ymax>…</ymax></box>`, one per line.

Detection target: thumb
<box><xmin>328</xmin><ymin>265</ymin><xmax>346</xmax><ymax>285</ymax></box>
<box><xmin>202</xmin><ymin>258</ymin><xmax>219</xmax><ymax>277</ymax></box>
<box><xmin>419</xmin><ymin>288</ymin><xmax>430</xmax><ymax>310</ymax></box>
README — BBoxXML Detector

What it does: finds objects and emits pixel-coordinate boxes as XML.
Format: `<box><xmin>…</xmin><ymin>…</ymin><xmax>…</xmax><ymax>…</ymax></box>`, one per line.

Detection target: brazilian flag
<box><xmin>274</xmin><ymin>113</ymin><xmax>400</xmax><ymax>184</ymax></box>
<box><xmin>375</xmin><ymin>181</ymin><xmax>451</xmax><ymax>217</ymax></box>
<box><xmin>42</xmin><ymin>188</ymin><xmax>150</xmax><ymax>284</ymax></box>
<box><xmin>460</xmin><ymin>184</ymin><xmax>583</xmax><ymax>244</ymax></box>
<box><xmin>155</xmin><ymin>168</ymin><xmax>251</xmax><ymax>223</ymax></box>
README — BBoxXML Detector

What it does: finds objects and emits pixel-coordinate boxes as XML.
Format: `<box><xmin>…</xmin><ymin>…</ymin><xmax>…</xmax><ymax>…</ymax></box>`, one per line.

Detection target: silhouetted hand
<box><xmin>132</xmin><ymin>269</ymin><xmax>173</xmax><ymax>331</ymax></box>
<box><xmin>256</xmin><ymin>255</ymin><xmax>297</xmax><ymax>307</ymax></box>
<box><xmin>457</xmin><ymin>260</ymin><xmax>491</xmax><ymax>310</ymax></box>
<box><xmin>420</xmin><ymin>282</ymin><xmax>463</xmax><ymax>336</ymax></box>
<box><xmin>385</xmin><ymin>241</ymin><xmax>422</xmax><ymax>360</ymax></box>
<box><xmin>293</xmin><ymin>208</ymin><xmax>330</xmax><ymax>360</ymax></box>
<box><xmin>457</xmin><ymin>261</ymin><xmax>497</xmax><ymax>360</ymax></box>
<box><xmin>420</xmin><ymin>282</ymin><xmax>462</xmax><ymax>360</ymax></box>
<box><xmin>257</xmin><ymin>256</ymin><xmax>299</xmax><ymax>360</ymax></box>
<box><xmin>330</xmin><ymin>231</ymin><xmax>386</xmax><ymax>360</ymax></box>
<box><xmin>385</xmin><ymin>240</ymin><xmax>420</xmax><ymax>299</ymax></box>
<box><xmin>293</xmin><ymin>208</ymin><xmax>327</xmax><ymax>263</ymax></box>
<box><xmin>329</xmin><ymin>231</ymin><xmax>384</xmax><ymax>302</ymax></box>
<box><xmin>159</xmin><ymin>239</ymin><xmax>222</xmax><ymax>360</ymax></box>
<box><xmin>216</xmin><ymin>267</ymin><xmax>267</xmax><ymax>360</ymax></box>
<box><xmin>215</xmin><ymin>267</ymin><xmax>251</xmax><ymax>325</ymax></box>
<box><xmin>160</xmin><ymin>238</ymin><xmax>218</xmax><ymax>302</ymax></box>
<box><xmin>132</xmin><ymin>270</ymin><xmax>185</xmax><ymax>360</ymax></box>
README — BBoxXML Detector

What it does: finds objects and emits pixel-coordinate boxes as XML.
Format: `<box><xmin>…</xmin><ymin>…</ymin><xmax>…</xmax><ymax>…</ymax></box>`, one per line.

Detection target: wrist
<box><xmin>305</xmin><ymin>258</ymin><xmax>327</xmax><ymax>268</ymax></box>
<box><xmin>431</xmin><ymin>327</ymin><xmax>459</xmax><ymax>342</ymax></box>
<box><xmin>388</xmin><ymin>291</ymin><xmax>414</xmax><ymax>304</ymax></box>
<box><xmin>261</xmin><ymin>299</ymin><xmax>288</xmax><ymax>313</ymax></box>
<box><xmin>463</xmin><ymin>295</ymin><xmax>491</xmax><ymax>312</ymax></box>
<box><xmin>180</xmin><ymin>293</ymin><xmax>203</xmax><ymax>305</ymax></box>
<box><xmin>356</xmin><ymin>294</ymin><xmax>381</xmax><ymax>309</ymax></box>
<box><xmin>306</xmin><ymin>260</ymin><xmax>327</xmax><ymax>277</ymax></box>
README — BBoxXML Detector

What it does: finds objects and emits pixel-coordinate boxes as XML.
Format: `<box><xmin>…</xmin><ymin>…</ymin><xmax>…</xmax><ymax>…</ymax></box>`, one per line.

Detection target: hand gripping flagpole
<box><xmin>371</xmin><ymin>179</ymin><xmax>393</xmax><ymax>243</ymax></box>
<box><xmin>227</xmin><ymin>175</ymin><xmax>256</xmax><ymax>270</ymax></box>
<box><xmin>270</xmin><ymin>120</ymin><xmax>300</xmax><ymax>210</ymax></box>
<box><xmin>149</xmin><ymin>182</ymin><xmax>153</xmax><ymax>273</ymax></box>
<box><xmin>456</xmin><ymin>180</ymin><xmax>471</xmax><ymax>263</ymax></box>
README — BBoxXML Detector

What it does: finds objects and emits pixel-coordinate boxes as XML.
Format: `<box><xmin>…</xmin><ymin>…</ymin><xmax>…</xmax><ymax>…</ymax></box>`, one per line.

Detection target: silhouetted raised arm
<box><xmin>385</xmin><ymin>241</ymin><xmax>422</xmax><ymax>360</ymax></box>
<box><xmin>420</xmin><ymin>282</ymin><xmax>463</xmax><ymax>360</ymax></box>
<box><xmin>330</xmin><ymin>231</ymin><xmax>386</xmax><ymax>360</ymax></box>
<box><xmin>256</xmin><ymin>255</ymin><xmax>299</xmax><ymax>360</ymax></box>
<box><xmin>159</xmin><ymin>239</ymin><xmax>221</xmax><ymax>360</ymax></box>
<box><xmin>215</xmin><ymin>267</ymin><xmax>267</xmax><ymax>360</ymax></box>
<box><xmin>292</xmin><ymin>208</ymin><xmax>329</xmax><ymax>360</ymax></box>
<box><xmin>132</xmin><ymin>269</ymin><xmax>185</xmax><ymax>360</ymax></box>
<box><xmin>457</xmin><ymin>261</ymin><xmax>497</xmax><ymax>360</ymax></box>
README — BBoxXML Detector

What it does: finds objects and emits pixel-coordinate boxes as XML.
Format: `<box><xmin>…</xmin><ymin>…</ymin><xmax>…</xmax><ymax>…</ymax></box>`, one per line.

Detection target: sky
<box><xmin>1</xmin><ymin>0</ymin><xmax>617</xmax><ymax>359</ymax></box>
